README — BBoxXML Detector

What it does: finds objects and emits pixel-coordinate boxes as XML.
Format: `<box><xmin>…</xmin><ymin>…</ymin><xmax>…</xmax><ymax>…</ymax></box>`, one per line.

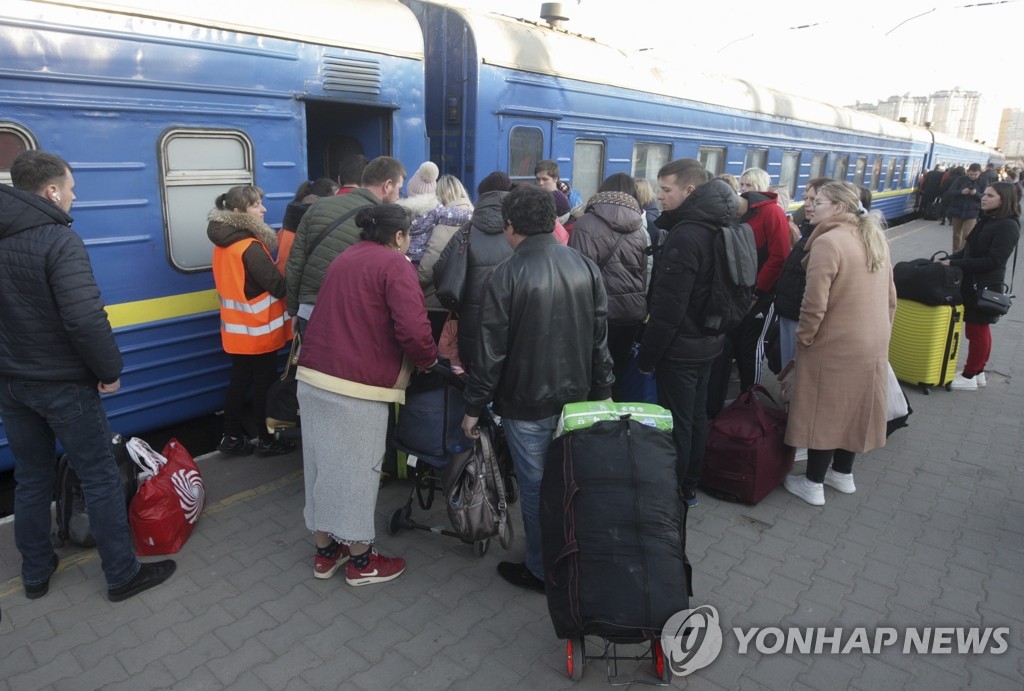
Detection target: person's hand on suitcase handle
<box><xmin>462</xmin><ymin>414</ymin><xmax>481</xmax><ymax>440</ymax></box>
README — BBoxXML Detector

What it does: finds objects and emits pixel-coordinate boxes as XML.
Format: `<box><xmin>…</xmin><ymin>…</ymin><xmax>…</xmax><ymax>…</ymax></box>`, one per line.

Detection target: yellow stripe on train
<box><xmin>105</xmin><ymin>289</ymin><xmax>220</xmax><ymax>329</ymax></box>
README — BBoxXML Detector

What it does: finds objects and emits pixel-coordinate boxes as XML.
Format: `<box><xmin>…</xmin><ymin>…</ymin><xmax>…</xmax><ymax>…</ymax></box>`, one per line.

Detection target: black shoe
<box><xmin>682</xmin><ymin>487</ymin><xmax>699</xmax><ymax>508</ymax></box>
<box><xmin>108</xmin><ymin>560</ymin><xmax>177</xmax><ymax>602</ymax></box>
<box><xmin>939</xmin><ymin>219</ymin><xmax>946</xmax><ymax>225</ymax></box>
<box><xmin>255</xmin><ymin>437</ymin><xmax>295</xmax><ymax>457</ymax></box>
<box><xmin>497</xmin><ymin>561</ymin><xmax>545</xmax><ymax>594</ymax></box>
<box><xmin>25</xmin><ymin>554</ymin><xmax>59</xmax><ymax>600</ymax></box>
<box><xmin>218</xmin><ymin>434</ymin><xmax>253</xmax><ymax>457</ymax></box>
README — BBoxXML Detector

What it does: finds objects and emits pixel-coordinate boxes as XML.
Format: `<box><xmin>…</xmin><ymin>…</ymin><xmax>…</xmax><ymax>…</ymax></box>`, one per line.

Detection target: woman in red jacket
<box><xmin>296</xmin><ymin>204</ymin><xmax>437</xmax><ymax>586</ymax></box>
<box><xmin>208</xmin><ymin>185</ymin><xmax>293</xmax><ymax>457</ymax></box>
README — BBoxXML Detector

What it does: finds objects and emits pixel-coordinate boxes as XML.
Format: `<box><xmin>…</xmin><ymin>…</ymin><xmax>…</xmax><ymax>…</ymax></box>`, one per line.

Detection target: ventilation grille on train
<box><xmin>322</xmin><ymin>55</ymin><xmax>382</xmax><ymax>95</ymax></box>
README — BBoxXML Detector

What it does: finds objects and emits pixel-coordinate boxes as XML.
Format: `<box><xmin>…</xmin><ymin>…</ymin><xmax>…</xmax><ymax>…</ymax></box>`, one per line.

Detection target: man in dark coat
<box><xmin>461</xmin><ymin>184</ymin><xmax>614</xmax><ymax>593</ymax></box>
<box><xmin>944</xmin><ymin>163</ymin><xmax>984</xmax><ymax>252</ymax></box>
<box><xmin>0</xmin><ymin>151</ymin><xmax>175</xmax><ymax>601</ymax></box>
<box><xmin>638</xmin><ymin>160</ymin><xmax>738</xmax><ymax>508</ymax></box>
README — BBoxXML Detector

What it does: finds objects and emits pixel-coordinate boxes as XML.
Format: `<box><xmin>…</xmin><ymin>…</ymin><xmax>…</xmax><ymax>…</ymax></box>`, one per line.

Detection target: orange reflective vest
<box><xmin>212</xmin><ymin>238</ymin><xmax>291</xmax><ymax>354</ymax></box>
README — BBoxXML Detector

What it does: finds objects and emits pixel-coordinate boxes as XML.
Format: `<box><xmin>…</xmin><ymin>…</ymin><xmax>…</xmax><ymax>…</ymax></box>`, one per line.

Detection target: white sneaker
<box><xmin>783</xmin><ymin>475</ymin><xmax>825</xmax><ymax>506</ymax></box>
<box><xmin>975</xmin><ymin>372</ymin><xmax>987</xmax><ymax>387</ymax></box>
<box><xmin>949</xmin><ymin>373</ymin><xmax>978</xmax><ymax>391</ymax></box>
<box><xmin>823</xmin><ymin>468</ymin><xmax>856</xmax><ymax>494</ymax></box>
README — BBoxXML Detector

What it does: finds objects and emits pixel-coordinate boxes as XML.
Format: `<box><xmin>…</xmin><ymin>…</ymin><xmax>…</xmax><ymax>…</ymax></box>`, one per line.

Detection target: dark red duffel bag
<box><xmin>700</xmin><ymin>385</ymin><xmax>794</xmax><ymax>505</ymax></box>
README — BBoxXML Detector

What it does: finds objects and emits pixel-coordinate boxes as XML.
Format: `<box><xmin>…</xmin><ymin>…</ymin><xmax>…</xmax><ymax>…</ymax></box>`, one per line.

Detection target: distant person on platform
<box><xmin>943</xmin><ymin>163</ymin><xmax>984</xmax><ymax>253</ymax></box>
<box><xmin>0</xmin><ymin>151</ymin><xmax>176</xmax><ymax>602</ymax></box>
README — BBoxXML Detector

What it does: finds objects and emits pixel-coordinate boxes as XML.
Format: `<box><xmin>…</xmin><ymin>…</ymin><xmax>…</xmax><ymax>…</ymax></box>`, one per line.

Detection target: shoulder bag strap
<box><xmin>597</xmin><ymin>229</ymin><xmax>629</xmax><ymax>270</ymax></box>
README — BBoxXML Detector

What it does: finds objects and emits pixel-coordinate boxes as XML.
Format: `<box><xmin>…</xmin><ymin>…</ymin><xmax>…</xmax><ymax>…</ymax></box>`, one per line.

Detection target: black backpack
<box><xmin>54</xmin><ymin>434</ymin><xmax>139</xmax><ymax>547</ymax></box>
<box><xmin>695</xmin><ymin>220</ymin><xmax>758</xmax><ymax>335</ymax></box>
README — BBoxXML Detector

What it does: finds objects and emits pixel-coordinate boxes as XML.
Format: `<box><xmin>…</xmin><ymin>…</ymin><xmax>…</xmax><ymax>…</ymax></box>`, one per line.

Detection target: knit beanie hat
<box><xmin>406</xmin><ymin>161</ymin><xmax>439</xmax><ymax>196</ymax></box>
<box><xmin>477</xmin><ymin>171</ymin><xmax>512</xmax><ymax>195</ymax></box>
<box><xmin>552</xmin><ymin>190</ymin><xmax>571</xmax><ymax>217</ymax></box>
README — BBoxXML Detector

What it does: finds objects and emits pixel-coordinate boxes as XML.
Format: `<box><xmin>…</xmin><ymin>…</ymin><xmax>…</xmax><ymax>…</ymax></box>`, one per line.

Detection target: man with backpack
<box><xmin>0</xmin><ymin>151</ymin><xmax>176</xmax><ymax>602</ymax></box>
<box><xmin>637</xmin><ymin>160</ymin><xmax>740</xmax><ymax>508</ymax></box>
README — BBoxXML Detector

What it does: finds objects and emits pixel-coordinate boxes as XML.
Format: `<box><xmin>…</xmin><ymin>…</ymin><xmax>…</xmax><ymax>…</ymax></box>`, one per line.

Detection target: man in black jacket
<box><xmin>0</xmin><ymin>151</ymin><xmax>175</xmax><ymax>602</ymax></box>
<box><xmin>638</xmin><ymin>160</ymin><xmax>738</xmax><ymax>508</ymax></box>
<box><xmin>461</xmin><ymin>184</ymin><xmax>614</xmax><ymax>592</ymax></box>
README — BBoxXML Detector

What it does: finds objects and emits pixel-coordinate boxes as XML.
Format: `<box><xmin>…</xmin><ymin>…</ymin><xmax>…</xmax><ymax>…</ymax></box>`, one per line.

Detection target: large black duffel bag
<box><xmin>893</xmin><ymin>251</ymin><xmax>963</xmax><ymax>306</ymax></box>
<box><xmin>541</xmin><ymin>418</ymin><xmax>691</xmax><ymax>641</ymax></box>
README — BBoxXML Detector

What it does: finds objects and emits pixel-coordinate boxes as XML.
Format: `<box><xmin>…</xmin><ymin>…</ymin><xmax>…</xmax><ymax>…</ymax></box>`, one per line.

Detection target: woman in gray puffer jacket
<box><xmin>567</xmin><ymin>173</ymin><xmax>647</xmax><ymax>396</ymax></box>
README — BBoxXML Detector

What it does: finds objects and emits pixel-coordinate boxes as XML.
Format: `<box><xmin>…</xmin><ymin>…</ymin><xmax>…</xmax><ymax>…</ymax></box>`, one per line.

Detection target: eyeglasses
<box><xmin>811</xmin><ymin>199</ymin><xmax>835</xmax><ymax>208</ymax></box>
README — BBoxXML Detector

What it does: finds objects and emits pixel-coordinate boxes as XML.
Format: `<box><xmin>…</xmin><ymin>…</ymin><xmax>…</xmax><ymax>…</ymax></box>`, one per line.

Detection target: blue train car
<box><xmin>0</xmin><ymin>0</ymin><xmax>428</xmax><ymax>471</ymax></box>
<box><xmin>404</xmin><ymin>1</ymin><xmax>998</xmax><ymax>221</ymax></box>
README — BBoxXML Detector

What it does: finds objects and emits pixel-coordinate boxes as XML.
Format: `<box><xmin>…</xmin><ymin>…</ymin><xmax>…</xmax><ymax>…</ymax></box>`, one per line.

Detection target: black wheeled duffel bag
<box><xmin>893</xmin><ymin>251</ymin><xmax>963</xmax><ymax>306</ymax></box>
<box><xmin>541</xmin><ymin>417</ymin><xmax>691</xmax><ymax>641</ymax></box>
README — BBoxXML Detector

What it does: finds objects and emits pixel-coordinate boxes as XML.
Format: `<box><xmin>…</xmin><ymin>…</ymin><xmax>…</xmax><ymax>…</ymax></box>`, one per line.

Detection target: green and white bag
<box><xmin>555</xmin><ymin>401</ymin><xmax>673</xmax><ymax>437</ymax></box>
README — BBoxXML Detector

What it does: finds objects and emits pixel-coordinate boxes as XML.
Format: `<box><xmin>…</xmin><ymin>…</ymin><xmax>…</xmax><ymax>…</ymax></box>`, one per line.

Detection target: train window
<box><xmin>886</xmin><ymin>158</ymin><xmax>897</xmax><ymax>190</ymax></box>
<box><xmin>744</xmin><ymin>149</ymin><xmax>768</xmax><ymax>171</ymax></box>
<box><xmin>698</xmin><ymin>147</ymin><xmax>726</xmax><ymax>176</ymax></box>
<box><xmin>509</xmin><ymin>127</ymin><xmax>544</xmax><ymax>179</ymax></box>
<box><xmin>632</xmin><ymin>142</ymin><xmax>670</xmax><ymax>183</ymax></box>
<box><xmin>780</xmin><ymin>152</ymin><xmax>800</xmax><ymax>197</ymax></box>
<box><xmin>160</xmin><ymin>130</ymin><xmax>254</xmax><ymax>272</ymax></box>
<box><xmin>573</xmin><ymin>139</ymin><xmax>605</xmax><ymax>204</ymax></box>
<box><xmin>853</xmin><ymin>157</ymin><xmax>868</xmax><ymax>187</ymax></box>
<box><xmin>872</xmin><ymin>156</ymin><xmax>883</xmax><ymax>191</ymax></box>
<box><xmin>810</xmin><ymin>153</ymin><xmax>827</xmax><ymax>181</ymax></box>
<box><xmin>831</xmin><ymin>155</ymin><xmax>849</xmax><ymax>182</ymax></box>
<box><xmin>0</xmin><ymin>123</ymin><xmax>38</xmax><ymax>186</ymax></box>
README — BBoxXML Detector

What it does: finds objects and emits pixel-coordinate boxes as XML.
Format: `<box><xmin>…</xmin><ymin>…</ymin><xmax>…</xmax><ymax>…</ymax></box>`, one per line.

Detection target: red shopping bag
<box><xmin>127</xmin><ymin>438</ymin><xmax>206</xmax><ymax>555</ymax></box>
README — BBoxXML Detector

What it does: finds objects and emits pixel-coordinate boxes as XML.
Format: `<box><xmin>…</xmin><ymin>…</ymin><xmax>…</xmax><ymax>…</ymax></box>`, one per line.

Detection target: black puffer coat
<box><xmin>773</xmin><ymin>221</ymin><xmax>813</xmax><ymax>321</ymax></box>
<box><xmin>638</xmin><ymin>179</ymin><xmax>737</xmax><ymax>370</ymax></box>
<box><xmin>0</xmin><ymin>183</ymin><xmax>122</xmax><ymax>384</ymax></box>
<box><xmin>949</xmin><ymin>214</ymin><xmax>1021</xmax><ymax>324</ymax></box>
<box><xmin>433</xmin><ymin>190</ymin><xmax>512</xmax><ymax>372</ymax></box>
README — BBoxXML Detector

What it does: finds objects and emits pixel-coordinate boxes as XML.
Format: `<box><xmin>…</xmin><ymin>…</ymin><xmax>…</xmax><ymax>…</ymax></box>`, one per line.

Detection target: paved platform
<box><xmin>1</xmin><ymin>218</ymin><xmax>1022</xmax><ymax>690</ymax></box>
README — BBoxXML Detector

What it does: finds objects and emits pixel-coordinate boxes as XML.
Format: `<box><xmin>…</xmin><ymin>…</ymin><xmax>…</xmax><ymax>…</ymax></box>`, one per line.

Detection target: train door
<box><xmin>502</xmin><ymin>117</ymin><xmax>554</xmax><ymax>185</ymax></box>
<box><xmin>304</xmin><ymin>100</ymin><xmax>394</xmax><ymax>181</ymax></box>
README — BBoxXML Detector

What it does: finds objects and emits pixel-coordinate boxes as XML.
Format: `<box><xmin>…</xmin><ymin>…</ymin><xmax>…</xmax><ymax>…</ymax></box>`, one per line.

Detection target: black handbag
<box><xmin>435</xmin><ymin>225</ymin><xmax>471</xmax><ymax>313</ymax></box>
<box><xmin>973</xmin><ymin>246</ymin><xmax>1018</xmax><ymax>317</ymax></box>
<box><xmin>974</xmin><ymin>283</ymin><xmax>1012</xmax><ymax>316</ymax></box>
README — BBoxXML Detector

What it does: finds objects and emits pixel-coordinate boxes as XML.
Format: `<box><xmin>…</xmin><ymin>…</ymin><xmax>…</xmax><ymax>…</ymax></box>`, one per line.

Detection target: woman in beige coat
<box><xmin>783</xmin><ymin>182</ymin><xmax>896</xmax><ymax>506</ymax></box>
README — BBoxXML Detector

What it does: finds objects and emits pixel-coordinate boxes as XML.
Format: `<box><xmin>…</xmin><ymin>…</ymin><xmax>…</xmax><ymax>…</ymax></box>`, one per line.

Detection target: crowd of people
<box><xmin>0</xmin><ymin>145</ymin><xmax>1017</xmax><ymax>606</ymax></box>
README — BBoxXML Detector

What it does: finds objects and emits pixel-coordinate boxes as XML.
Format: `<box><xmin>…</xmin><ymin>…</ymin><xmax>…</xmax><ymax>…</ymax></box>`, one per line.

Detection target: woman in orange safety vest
<box><xmin>208</xmin><ymin>185</ymin><xmax>293</xmax><ymax>457</ymax></box>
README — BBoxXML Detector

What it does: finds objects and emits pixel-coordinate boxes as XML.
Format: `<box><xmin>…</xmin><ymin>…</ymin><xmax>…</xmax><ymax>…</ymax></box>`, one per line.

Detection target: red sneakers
<box><xmin>313</xmin><ymin>541</ymin><xmax>350</xmax><ymax>580</ymax></box>
<box><xmin>345</xmin><ymin>550</ymin><xmax>406</xmax><ymax>586</ymax></box>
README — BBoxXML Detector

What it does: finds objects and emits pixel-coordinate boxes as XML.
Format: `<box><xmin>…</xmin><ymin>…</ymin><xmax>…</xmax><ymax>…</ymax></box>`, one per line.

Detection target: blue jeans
<box><xmin>0</xmin><ymin>377</ymin><xmax>140</xmax><ymax>589</ymax></box>
<box><xmin>503</xmin><ymin>415</ymin><xmax>559</xmax><ymax>581</ymax></box>
<box><xmin>655</xmin><ymin>360</ymin><xmax>711</xmax><ymax>492</ymax></box>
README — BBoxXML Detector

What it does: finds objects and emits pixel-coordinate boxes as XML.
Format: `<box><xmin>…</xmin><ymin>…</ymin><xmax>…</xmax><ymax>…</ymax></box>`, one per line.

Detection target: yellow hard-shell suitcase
<box><xmin>888</xmin><ymin>298</ymin><xmax>963</xmax><ymax>394</ymax></box>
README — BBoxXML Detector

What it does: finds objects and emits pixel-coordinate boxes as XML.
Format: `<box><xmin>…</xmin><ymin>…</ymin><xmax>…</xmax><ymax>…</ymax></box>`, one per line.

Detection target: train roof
<box><xmin>450</xmin><ymin>6</ymin><xmax>921</xmax><ymax>140</ymax></box>
<box><xmin>19</xmin><ymin>0</ymin><xmax>424</xmax><ymax>59</ymax></box>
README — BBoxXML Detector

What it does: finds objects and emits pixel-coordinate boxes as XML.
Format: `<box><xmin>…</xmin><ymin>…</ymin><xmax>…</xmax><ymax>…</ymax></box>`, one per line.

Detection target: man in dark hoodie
<box><xmin>638</xmin><ymin>159</ymin><xmax>738</xmax><ymax>508</ymax></box>
<box><xmin>0</xmin><ymin>151</ymin><xmax>175</xmax><ymax>602</ymax></box>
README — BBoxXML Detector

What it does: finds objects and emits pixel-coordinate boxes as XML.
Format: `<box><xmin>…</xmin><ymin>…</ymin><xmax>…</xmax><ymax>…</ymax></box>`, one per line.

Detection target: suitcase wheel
<box><xmin>652</xmin><ymin>639</ymin><xmax>671</xmax><ymax>682</ymax></box>
<box><xmin>566</xmin><ymin>637</ymin><xmax>585</xmax><ymax>680</ymax></box>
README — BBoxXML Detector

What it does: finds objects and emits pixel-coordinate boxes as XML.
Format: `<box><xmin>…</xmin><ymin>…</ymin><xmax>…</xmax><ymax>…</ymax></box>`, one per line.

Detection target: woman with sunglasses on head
<box><xmin>939</xmin><ymin>181</ymin><xmax>1021</xmax><ymax>390</ymax></box>
<box><xmin>782</xmin><ymin>182</ymin><xmax>896</xmax><ymax>507</ymax></box>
